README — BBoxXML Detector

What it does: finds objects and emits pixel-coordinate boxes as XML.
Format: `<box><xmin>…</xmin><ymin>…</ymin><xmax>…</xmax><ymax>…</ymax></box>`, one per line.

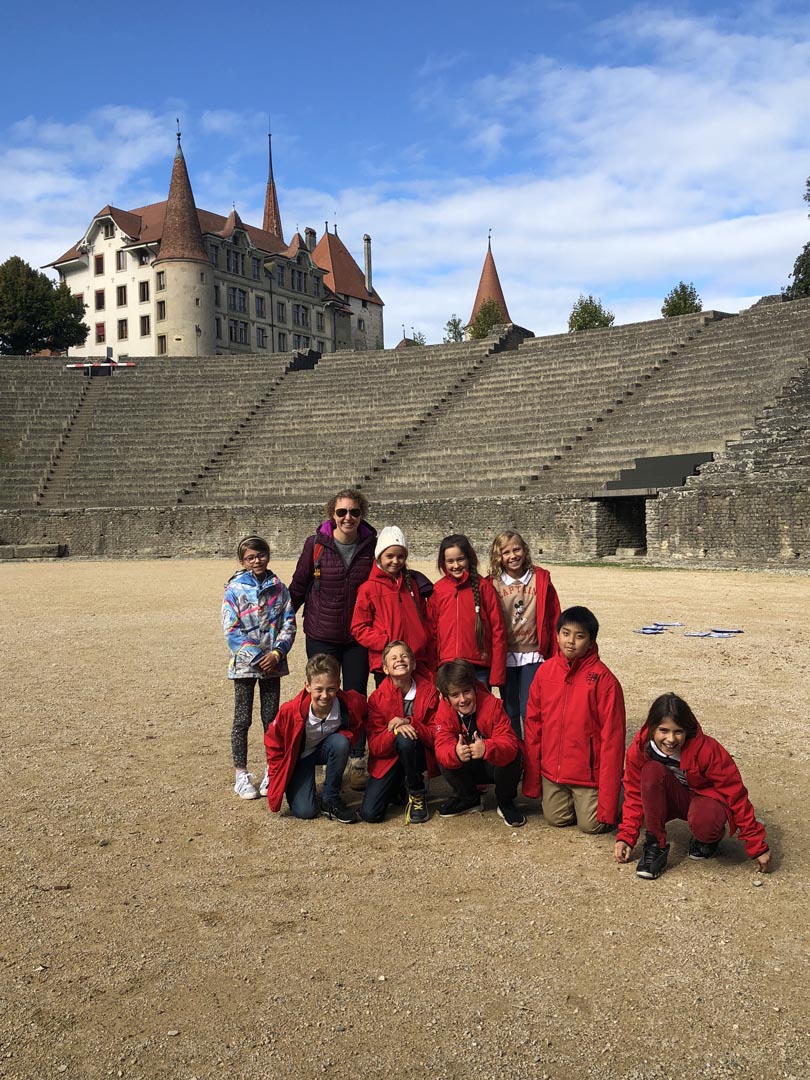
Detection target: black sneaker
<box><xmin>636</xmin><ymin>833</ymin><xmax>669</xmax><ymax>879</ymax></box>
<box><xmin>439</xmin><ymin>795</ymin><xmax>482</xmax><ymax>817</ymax></box>
<box><xmin>321</xmin><ymin>797</ymin><xmax>358</xmax><ymax>824</ymax></box>
<box><xmin>688</xmin><ymin>837</ymin><xmax>720</xmax><ymax>860</ymax></box>
<box><xmin>496</xmin><ymin>800</ymin><xmax>527</xmax><ymax>827</ymax></box>
<box><xmin>405</xmin><ymin>789</ymin><xmax>429</xmax><ymax>825</ymax></box>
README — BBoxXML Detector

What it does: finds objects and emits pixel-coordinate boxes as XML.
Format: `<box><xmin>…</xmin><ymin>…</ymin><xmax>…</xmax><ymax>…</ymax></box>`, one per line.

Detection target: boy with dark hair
<box><xmin>264</xmin><ymin>653</ymin><xmax>366</xmax><ymax>823</ymax></box>
<box><xmin>432</xmin><ymin>659</ymin><xmax>525</xmax><ymax>827</ymax></box>
<box><xmin>523</xmin><ymin>606</ymin><xmax>626</xmax><ymax>833</ymax></box>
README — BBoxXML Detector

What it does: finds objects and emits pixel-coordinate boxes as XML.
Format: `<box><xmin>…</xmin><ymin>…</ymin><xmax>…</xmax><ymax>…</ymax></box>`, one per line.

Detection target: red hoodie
<box><xmin>351</xmin><ymin>564</ymin><xmax>434</xmax><ymax>673</ymax></box>
<box><xmin>428</xmin><ymin>572</ymin><xmax>507</xmax><ymax>686</ymax></box>
<box><xmin>523</xmin><ymin>644</ymin><xmax>626</xmax><ymax>825</ymax></box>
<box><xmin>366</xmin><ymin>673</ymin><xmax>439</xmax><ymax>779</ymax></box>
<box><xmin>263</xmin><ymin>687</ymin><xmax>366</xmax><ymax>812</ymax></box>
<box><xmin>432</xmin><ymin>684</ymin><xmax>521</xmax><ymax>771</ymax></box>
<box><xmin>616</xmin><ymin>722</ymin><xmax>769</xmax><ymax>858</ymax></box>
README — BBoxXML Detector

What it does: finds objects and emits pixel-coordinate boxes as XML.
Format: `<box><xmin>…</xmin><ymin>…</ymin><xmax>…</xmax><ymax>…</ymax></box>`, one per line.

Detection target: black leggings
<box><xmin>231</xmin><ymin>677</ymin><xmax>280</xmax><ymax>769</ymax></box>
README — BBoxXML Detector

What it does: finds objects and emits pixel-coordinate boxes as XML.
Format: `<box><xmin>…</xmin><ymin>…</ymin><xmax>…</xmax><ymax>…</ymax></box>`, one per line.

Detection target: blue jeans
<box><xmin>360</xmin><ymin>735</ymin><xmax>427</xmax><ymax>823</ymax></box>
<box><xmin>286</xmin><ymin>733</ymin><xmax>351</xmax><ymax>819</ymax></box>
<box><xmin>503</xmin><ymin>662</ymin><xmax>541</xmax><ymax>738</ymax></box>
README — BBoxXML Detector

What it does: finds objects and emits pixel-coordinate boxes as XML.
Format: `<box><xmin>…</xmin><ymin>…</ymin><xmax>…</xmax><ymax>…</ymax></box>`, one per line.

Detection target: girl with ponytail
<box><xmin>428</xmin><ymin>534</ymin><xmax>507</xmax><ymax>690</ymax></box>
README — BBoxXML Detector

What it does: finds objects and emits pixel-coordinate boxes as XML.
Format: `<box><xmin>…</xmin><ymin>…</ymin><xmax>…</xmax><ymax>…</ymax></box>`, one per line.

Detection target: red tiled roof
<box><xmin>214</xmin><ymin>207</ymin><xmax>246</xmax><ymax>239</ymax></box>
<box><xmin>311</xmin><ymin>230</ymin><xmax>383</xmax><ymax>307</ymax></box>
<box><xmin>469</xmin><ymin>241</ymin><xmax>510</xmax><ymax>325</ymax></box>
<box><xmin>262</xmin><ymin>134</ymin><xmax>284</xmax><ymax>242</ymax></box>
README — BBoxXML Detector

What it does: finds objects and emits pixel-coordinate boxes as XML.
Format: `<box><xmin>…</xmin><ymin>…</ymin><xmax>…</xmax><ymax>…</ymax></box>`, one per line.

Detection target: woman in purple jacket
<box><xmin>290</xmin><ymin>489</ymin><xmax>377</xmax><ymax>786</ymax></box>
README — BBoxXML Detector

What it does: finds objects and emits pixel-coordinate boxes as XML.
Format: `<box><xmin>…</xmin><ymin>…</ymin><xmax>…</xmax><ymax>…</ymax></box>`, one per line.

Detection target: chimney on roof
<box><xmin>305</xmin><ymin>226</ymin><xmax>316</xmax><ymax>252</ymax></box>
<box><xmin>364</xmin><ymin>234</ymin><xmax>372</xmax><ymax>294</ymax></box>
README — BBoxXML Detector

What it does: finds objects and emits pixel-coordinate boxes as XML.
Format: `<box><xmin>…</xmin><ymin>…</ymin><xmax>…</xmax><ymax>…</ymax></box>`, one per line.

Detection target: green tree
<box><xmin>783</xmin><ymin>177</ymin><xmax>810</xmax><ymax>300</ymax></box>
<box><xmin>412</xmin><ymin>329</ymin><xmax>427</xmax><ymax>346</ymax></box>
<box><xmin>443</xmin><ymin>314</ymin><xmax>464</xmax><ymax>343</ymax></box>
<box><xmin>661</xmin><ymin>280</ymin><xmax>702</xmax><ymax>317</ymax></box>
<box><xmin>568</xmin><ymin>293</ymin><xmax>614</xmax><ymax>332</ymax></box>
<box><xmin>468</xmin><ymin>298</ymin><xmax>507</xmax><ymax>340</ymax></box>
<box><xmin>0</xmin><ymin>256</ymin><xmax>88</xmax><ymax>354</ymax></box>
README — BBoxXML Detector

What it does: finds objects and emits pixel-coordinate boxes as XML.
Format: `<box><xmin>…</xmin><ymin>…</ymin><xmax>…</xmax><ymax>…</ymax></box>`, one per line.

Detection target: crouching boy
<box><xmin>433</xmin><ymin>660</ymin><xmax>525</xmax><ymax>827</ymax></box>
<box><xmin>524</xmin><ymin>605</ymin><xmax>625</xmax><ymax>833</ymax></box>
<box><xmin>264</xmin><ymin>653</ymin><xmax>366</xmax><ymax>823</ymax></box>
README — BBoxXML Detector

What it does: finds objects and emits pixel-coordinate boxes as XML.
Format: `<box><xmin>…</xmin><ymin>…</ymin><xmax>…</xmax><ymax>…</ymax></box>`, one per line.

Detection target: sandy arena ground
<box><xmin>1</xmin><ymin>557</ymin><xmax>809</xmax><ymax>1080</ymax></box>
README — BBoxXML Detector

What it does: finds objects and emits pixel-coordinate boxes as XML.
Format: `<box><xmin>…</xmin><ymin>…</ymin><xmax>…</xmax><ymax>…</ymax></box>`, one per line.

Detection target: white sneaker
<box><xmin>234</xmin><ymin>772</ymin><xmax>259</xmax><ymax>800</ymax></box>
<box><xmin>259</xmin><ymin>769</ymin><xmax>269</xmax><ymax>797</ymax></box>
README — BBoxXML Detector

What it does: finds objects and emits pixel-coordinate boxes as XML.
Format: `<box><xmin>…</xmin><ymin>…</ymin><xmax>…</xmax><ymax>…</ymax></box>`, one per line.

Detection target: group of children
<box><xmin>222</xmin><ymin>527</ymin><xmax>772</xmax><ymax>880</ymax></box>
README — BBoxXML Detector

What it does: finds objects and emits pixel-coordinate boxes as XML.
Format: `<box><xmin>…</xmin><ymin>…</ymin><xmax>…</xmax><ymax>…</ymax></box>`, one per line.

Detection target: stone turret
<box><xmin>153</xmin><ymin>132</ymin><xmax>215</xmax><ymax>356</ymax></box>
<box><xmin>468</xmin><ymin>237</ymin><xmax>510</xmax><ymax>327</ymax></box>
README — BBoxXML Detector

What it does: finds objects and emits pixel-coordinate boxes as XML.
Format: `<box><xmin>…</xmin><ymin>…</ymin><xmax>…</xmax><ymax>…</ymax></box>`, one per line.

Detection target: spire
<box><xmin>155</xmin><ymin>130</ymin><xmax>208</xmax><ymax>263</ymax></box>
<box><xmin>468</xmin><ymin>234</ymin><xmax>510</xmax><ymax>325</ymax></box>
<box><xmin>262</xmin><ymin>132</ymin><xmax>284</xmax><ymax>242</ymax></box>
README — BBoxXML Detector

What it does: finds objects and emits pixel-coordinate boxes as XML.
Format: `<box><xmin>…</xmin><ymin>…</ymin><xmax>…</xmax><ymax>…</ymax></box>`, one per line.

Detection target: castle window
<box><xmin>103</xmin><ymin>221</ymin><xmax>114</xmax><ymax>239</ymax></box>
<box><xmin>276</xmin><ymin>301</ymin><xmax>286</xmax><ymax>323</ymax></box>
<box><xmin>362</xmin><ymin>299</ymin><xmax>368</xmax><ymax>309</ymax></box>
<box><xmin>157</xmin><ymin>301</ymin><xmax>166</xmax><ymax>321</ymax></box>
<box><xmin>316</xmin><ymin>312</ymin><xmax>324</xmax><ymax>332</ymax></box>
<box><xmin>95</xmin><ymin>290</ymin><xmax>105</xmax><ymax>311</ymax></box>
<box><xmin>358</xmin><ymin>318</ymin><xmax>366</xmax><ymax>331</ymax></box>
<box><xmin>313</xmin><ymin>277</ymin><xmax>321</xmax><ymax>297</ymax></box>
<box><xmin>251</xmin><ymin>257</ymin><xmax>261</xmax><ymax>280</ymax></box>
<box><xmin>292</xmin><ymin>304</ymin><xmax>309</xmax><ymax>328</ymax></box>
<box><xmin>214</xmin><ymin>284</ymin><xmax>221</xmax><ymax>306</ymax></box>
<box><xmin>226</xmin><ymin>249</ymin><xmax>244</xmax><ymax>275</ymax></box>
<box><xmin>156</xmin><ymin>271</ymin><xmax>166</xmax><ymax>291</ymax></box>
<box><xmin>138</xmin><ymin>251</ymin><xmax>149</xmax><ymax>266</ymax></box>
<box><xmin>215</xmin><ymin>317</ymin><xmax>222</xmax><ymax>340</ymax></box>
<box><xmin>293</xmin><ymin>334</ymin><xmax>310</xmax><ymax>350</ymax></box>
<box><xmin>255</xmin><ymin>296</ymin><xmax>265</xmax><ymax>319</ymax></box>
<box><xmin>317</xmin><ymin>340</ymin><xmax>324</xmax><ymax>353</ymax></box>
<box><xmin>256</xmin><ymin>327</ymin><xmax>267</xmax><ymax>348</ymax></box>
<box><xmin>276</xmin><ymin>266</ymin><xmax>284</xmax><ymax>288</ymax></box>
<box><xmin>139</xmin><ymin>281</ymin><xmax>150</xmax><ymax>303</ymax></box>
<box><xmin>116</xmin><ymin>286</ymin><xmax>127</xmax><ymax>307</ymax></box>
<box><xmin>116</xmin><ymin>251</ymin><xmax>126</xmax><ymax>271</ymax></box>
<box><xmin>277</xmin><ymin>331</ymin><xmax>287</xmax><ymax>351</ymax></box>
<box><xmin>117</xmin><ymin>319</ymin><xmax>128</xmax><ymax>340</ymax></box>
<box><xmin>140</xmin><ymin>315</ymin><xmax>150</xmax><ymax>336</ymax></box>
<box><xmin>209</xmin><ymin>245</ymin><xmax>219</xmax><ymax>267</ymax></box>
<box><xmin>199</xmin><ymin>271</ymin><xmax>206</xmax><ymax>283</ymax></box>
<box><xmin>95</xmin><ymin>323</ymin><xmax>106</xmax><ymax>344</ymax></box>
<box><xmin>157</xmin><ymin>335</ymin><xmax>167</xmax><ymax>356</ymax></box>
<box><xmin>94</xmin><ymin>255</ymin><xmax>104</xmax><ymax>276</ymax></box>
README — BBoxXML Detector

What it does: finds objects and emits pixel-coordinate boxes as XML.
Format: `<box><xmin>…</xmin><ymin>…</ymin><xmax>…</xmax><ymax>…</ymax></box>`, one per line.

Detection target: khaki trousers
<box><xmin>541</xmin><ymin>778</ymin><xmax>611</xmax><ymax>834</ymax></box>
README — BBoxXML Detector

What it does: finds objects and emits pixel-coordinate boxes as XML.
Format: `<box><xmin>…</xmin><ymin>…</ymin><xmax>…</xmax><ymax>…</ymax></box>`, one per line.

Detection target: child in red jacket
<box><xmin>615</xmin><ymin>692</ymin><xmax>772</xmax><ymax>880</ymax></box>
<box><xmin>524</xmin><ymin>606</ymin><xmax>625</xmax><ymax>833</ymax></box>
<box><xmin>432</xmin><ymin>660</ymin><xmax>525</xmax><ymax>827</ymax></box>
<box><xmin>350</xmin><ymin>526</ymin><xmax>433</xmax><ymax>682</ymax></box>
<box><xmin>264</xmin><ymin>654</ymin><xmax>366</xmax><ymax>823</ymax></box>
<box><xmin>360</xmin><ymin>641</ymin><xmax>439</xmax><ymax>825</ymax></box>
<box><xmin>489</xmin><ymin>529</ymin><xmax>561</xmax><ymax>737</ymax></box>
<box><xmin>428</xmin><ymin>534</ymin><xmax>507</xmax><ymax>690</ymax></box>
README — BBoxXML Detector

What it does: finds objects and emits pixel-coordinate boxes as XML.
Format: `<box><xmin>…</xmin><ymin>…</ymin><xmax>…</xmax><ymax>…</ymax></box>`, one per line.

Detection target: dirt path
<box><xmin>1</xmin><ymin>559</ymin><xmax>807</xmax><ymax>1080</ymax></box>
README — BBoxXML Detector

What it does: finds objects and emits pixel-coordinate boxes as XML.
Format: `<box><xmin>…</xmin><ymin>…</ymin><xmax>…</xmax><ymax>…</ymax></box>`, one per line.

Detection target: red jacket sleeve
<box><xmin>341</xmin><ymin>690</ymin><xmax>368</xmax><ymax>748</ymax></box>
<box><xmin>481</xmin><ymin>577</ymin><xmax>507</xmax><ymax>687</ymax></box>
<box><xmin>595</xmin><ymin>672</ymin><xmax>626</xmax><ymax>825</ymax></box>
<box><xmin>431</xmin><ymin>701</ymin><xmax>463</xmax><ymax>770</ymax></box>
<box><xmin>366</xmin><ymin>687</ymin><xmax>398</xmax><ymax>758</ymax></box>
<box><xmin>703</xmin><ymin>741</ymin><xmax>769</xmax><ymax>858</ymax></box>
<box><xmin>615</xmin><ymin>736</ymin><xmax>645</xmax><ymax>849</ymax></box>
<box><xmin>522</xmin><ymin>669</ymin><xmax>544</xmax><ymax>799</ymax></box>
<box><xmin>540</xmin><ymin>579</ymin><xmax>562</xmax><ymax>661</ymax></box>
<box><xmin>350</xmin><ymin>585</ymin><xmax>389</xmax><ymax>654</ymax></box>
<box><xmin>264</xmin><ymin>703</ymin><xmax>294</xmax><ymax>813</ymax></box>
<box><xmin>481</xmin><ymin>695</ymin><xmax>521</xmax><ymax>766</ymax></box>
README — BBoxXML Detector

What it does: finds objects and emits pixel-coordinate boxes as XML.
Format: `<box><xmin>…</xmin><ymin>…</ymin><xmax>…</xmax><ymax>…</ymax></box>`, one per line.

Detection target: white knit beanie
<box><xmin>375</xmin><ymin>525</ymin><xmax>408</xmax><ymax>560</ymax></box>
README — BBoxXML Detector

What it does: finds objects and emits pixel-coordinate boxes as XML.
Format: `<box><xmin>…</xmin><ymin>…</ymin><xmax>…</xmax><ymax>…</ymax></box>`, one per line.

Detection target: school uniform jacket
<box><xmin>350</xmin><ymin>564</ymin><xmax>434</xmax><ymax>673</ymax></box>
<box><xmin>221</xmin><ymin>568</ymin><xmax>296</xmax><ymax>679</ymax></box>
<box><xmin>289</xmin><ymin>520</ymin><xmax>377</xmax><ymax>644</ymax></box>
<box><xmin>616</xmin><ymin>722</ymin><xmax>769</xmax><ymax>858</ymax></box>
<box><xmin>432</xmin><ymin>684</ymin><xmax>522</xmax><ymax>771</ymax></box>
<box><xmin>523</xmin><ymin>644</ymin><xmax>626</xmax><ymax>825</ymax></box>
<box><xmin>427</xmin><ymin>572</ymin><xmax>508</xmax><ymax>686</ymax></box>
<box><xmin>263</xmin><ymin>687</ymin><xmax>366</xmax><ymax>812</ymax></box>
<box><xmin>491</xmin><ymin>565</ymin><xmax>561</xmax><ymax>663</ymax></box>
<box><xmin>366</xmin><ymin>674</ymin><xmax>439</xmax><ymax>779</ymax></box>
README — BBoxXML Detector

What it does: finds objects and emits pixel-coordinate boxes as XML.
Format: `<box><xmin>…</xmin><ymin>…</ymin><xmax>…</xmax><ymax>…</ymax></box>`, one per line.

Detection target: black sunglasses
<box><xmin>335</xmin><ymin>508</ymin><xmax>361</xmax><ymax>519</ymax></box>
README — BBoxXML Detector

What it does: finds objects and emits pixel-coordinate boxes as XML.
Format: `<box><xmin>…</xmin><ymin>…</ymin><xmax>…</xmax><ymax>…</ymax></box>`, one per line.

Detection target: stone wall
<box><xmin>647</xmin><ymin>483</ymin><xmax>809</xmax><ymax>565</ymax></box>
<box><xmin>0</xmin><ymin>495</ymin><xmax>601</xmax><ymax>561</ymax></box>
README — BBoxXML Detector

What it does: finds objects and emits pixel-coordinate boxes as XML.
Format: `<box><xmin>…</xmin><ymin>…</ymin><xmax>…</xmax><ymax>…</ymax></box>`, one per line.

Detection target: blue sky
<box><xmin>3</xmin><ymin>0</ymin><xmax>810</xmax><ymax>345</ymax></box>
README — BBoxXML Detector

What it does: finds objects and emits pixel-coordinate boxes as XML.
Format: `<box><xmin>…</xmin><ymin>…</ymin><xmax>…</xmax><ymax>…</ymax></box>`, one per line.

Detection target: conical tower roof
<box><xmin>468</xmin><ymin>238</ymin><xmax>510</xmax><ymax>325</ymax></box>
<box><xmin>155</xmin><ymin>133</ymin><xmax>208</xmax><ymax>264</ymax></box>
<box><xmin>262</xmin><ymin>133</ymin><xmax>284</xmax><ymax>242</ymax></box>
